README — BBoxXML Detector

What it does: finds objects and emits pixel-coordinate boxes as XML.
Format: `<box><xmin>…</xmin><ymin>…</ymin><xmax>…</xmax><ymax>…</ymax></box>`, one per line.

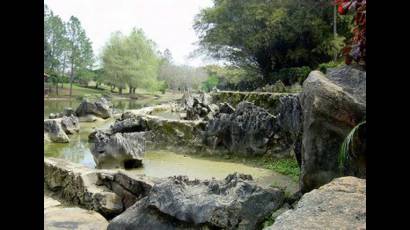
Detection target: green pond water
<box><xmin>44</xmin><ymin>99</ymin><xmax>298</xmax><ymax>192</ymax></box>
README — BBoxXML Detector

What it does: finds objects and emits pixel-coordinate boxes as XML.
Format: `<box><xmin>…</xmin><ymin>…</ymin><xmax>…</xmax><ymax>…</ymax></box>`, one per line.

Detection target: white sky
<box><xmin>44</xmin><ymin>0</ymin><xmax>215</xmax><ymax>67</ymax></box>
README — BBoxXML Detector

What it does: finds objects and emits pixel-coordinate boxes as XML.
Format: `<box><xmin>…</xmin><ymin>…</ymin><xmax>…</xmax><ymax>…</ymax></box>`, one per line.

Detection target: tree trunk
<box><xmin>55</xmin><ymin>80</ymin><xmax>59</xmax><ymax>96</ymax></box>
<box><xmin>119</xmin><ymin>88</ymin><xmax>122</xmax><ymax>95</ymax></box>
<box><xmin>333</xmin><ymin>4</ymin><xmax>337</xmax><ymax>62</ymax></box>
<box><xmin>129</xmin><ymin>87</ymin><xmax>133</xmax><ymax>94</ymax></box>
<box><xmin>69</xmin><ymin>59</ymin><xmax>74</xmax><ymax>98</ymax></box>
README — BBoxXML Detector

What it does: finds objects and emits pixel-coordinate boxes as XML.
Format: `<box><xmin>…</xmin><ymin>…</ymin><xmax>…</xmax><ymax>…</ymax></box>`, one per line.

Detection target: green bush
<box><xmin>271</xmin><ymin>66</ymin><xmax>311</xmax><ymax>86</ymax></box>
<box><xmin>318</xmin><ymin>61</ymin><xmax>343</xmax><ymax>74</ymax></box>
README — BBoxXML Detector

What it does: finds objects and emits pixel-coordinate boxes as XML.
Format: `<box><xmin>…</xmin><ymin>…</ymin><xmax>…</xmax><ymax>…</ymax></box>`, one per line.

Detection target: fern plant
<box><xmin>338</xmin><ymin>120</ymin><xmax>366</xmax><ymax>171</ymax></box>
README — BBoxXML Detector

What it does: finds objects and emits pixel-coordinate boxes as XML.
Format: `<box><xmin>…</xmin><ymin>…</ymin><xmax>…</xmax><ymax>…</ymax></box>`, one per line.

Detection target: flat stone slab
<box><xmin>45</xmin><ymin>207</ymin><xmax>108</xmax><ymax>230</ymax></box>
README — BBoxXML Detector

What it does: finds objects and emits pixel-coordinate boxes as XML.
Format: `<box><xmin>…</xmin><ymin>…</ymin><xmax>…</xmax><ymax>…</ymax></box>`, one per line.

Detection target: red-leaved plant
<box><xmin>335</xmin><ymin>0</ymin><xmax>366</xmax><ymax>67</ymax></box>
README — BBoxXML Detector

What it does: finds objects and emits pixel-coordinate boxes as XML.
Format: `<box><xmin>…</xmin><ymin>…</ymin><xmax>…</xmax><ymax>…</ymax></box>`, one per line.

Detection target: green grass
<box><xmin>192</xmin><ymin>153</ymin><xmax>300</xmax><ymax>182</ymax></box>
<box><xmin>263</xmin><ymin>158</ymin><xmax>300</xmax><ymax>181</ymax></box>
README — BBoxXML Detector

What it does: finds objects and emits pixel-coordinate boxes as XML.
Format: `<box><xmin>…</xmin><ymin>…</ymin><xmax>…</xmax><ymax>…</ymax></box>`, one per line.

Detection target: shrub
<box><xmin>318</xmin><ymin>61</ymin><xmax>343</xmax><ymax>74</ymax></box>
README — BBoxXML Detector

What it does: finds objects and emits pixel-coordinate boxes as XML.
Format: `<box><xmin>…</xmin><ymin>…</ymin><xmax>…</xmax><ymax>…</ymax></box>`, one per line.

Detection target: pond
<box><xmin>44</xmin><ymin>98</ymin><xmax>298</xmax><ymax>193</ymax></box>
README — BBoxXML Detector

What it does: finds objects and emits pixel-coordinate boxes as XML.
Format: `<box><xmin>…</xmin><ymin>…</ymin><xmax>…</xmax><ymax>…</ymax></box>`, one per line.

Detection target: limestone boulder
<box><xmin>89</xmin><ymin>131</ymin><xmax>145</xmax><ymax>169</ymax></box>
<box><xmin>75</xmin><ymin>98</ymin><xmax>112</xmax><ymax>119</ymax></box>
<box><xmin>299</xmin><ymin>66</ymin><xmax>366</xmax><ymax>192</ymax></box>
<box><xmin>266</xmin><ymin>177</ymin><xmax>366</xmax><ymax>230</ymax></box>
<box><xmin>44</xmin><ymin>119</ymin><xmax>70</xmax><ymax>143</ymax></box>
<box><xmin>108</xmin><ymin>173</ymin><xmax>284</xmax><ymax>230</ymax></box>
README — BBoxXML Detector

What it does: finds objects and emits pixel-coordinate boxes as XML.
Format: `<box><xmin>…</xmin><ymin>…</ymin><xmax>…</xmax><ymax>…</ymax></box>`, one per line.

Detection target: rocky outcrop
<box><xmin>44</xmin><ymin>116</ymin><xmax>80</xmax><ymax>143</ymax></box>
<box><xmin>211</xmin><ymin>91</ymin><xmax>296</xmax><ymax>115</ymax></box>
<box><xmin>266</xmin><ymin>177</ymin><xmax>366</xmax><ymax>230</ymax></box>
<box><xmin>108</xmin><ymin>173</ymin><xmax>284</xmax><ymax>230</ymax></box>
<box><xmin>44</xmin><ymin>157</ymin><xmax>155</xmax><ymax>218</ymax></box>
<box><xmin>75</xmin><ymin>98</ymin><xmax>112</xmax><ymax>119</ymax></box>
<box><xmin>89</xmin><ymin>131</ymin><xmax>146</xmax><ymax>169</ymax></box>
<box><xmin>44</xmin><ymin>119</ymin><xmax>70</xmax><ymax>143</ymax></box>
<box><xmin>299</xmin><ymin>66</ymin><xmax>366</xmax><ymax>193</ymax></box>
<box><xmin>203</xmin><ymin>101</ymin><xmax>301</xmax><ymax>157</ymax></box>
<box><xmin>59</xmin><ymin>115</ymin><xmax>80</xmax><ymax>135</ymax></box>
<box><xmin>181</xmin><ymin>92</ymin><xmax>217</xmax><ymax>120</ymax></box>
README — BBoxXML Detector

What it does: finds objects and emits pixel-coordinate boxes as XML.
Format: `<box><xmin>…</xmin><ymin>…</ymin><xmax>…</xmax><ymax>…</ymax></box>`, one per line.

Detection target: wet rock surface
<box><xmin>299</xmin><ymin>66</ymin><xmax>366</xmax><ymax>193</ymax></box>
<box><xmin>108</xmin><ymin>173</ymin><xmax>284</xmax><ymax>230</ymax></box>
<box><xmin>266</xmin><ymin>177</ymin><xmax>366</xmax><ymax>230</ymax></box>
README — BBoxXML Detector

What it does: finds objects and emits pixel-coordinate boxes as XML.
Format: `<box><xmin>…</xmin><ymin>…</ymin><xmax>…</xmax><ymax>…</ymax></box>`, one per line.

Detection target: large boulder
<box><xmin>89</xmin><ymin>131</ymin><xmax>145</xmax><ymax>169</ymax></box>
<box><xmin>44</xmin><ymin>119</ymin><xmax>70</xmax><ymax>143</ymax></box>
<box><xmin>75</xmin><ymin>98</ymin><xmax>112</xmax><ymax>119</ymax></box>
<box><xmin>203</xmin><ymin>101</ymin><xmax>296</xmax><ymax>156</ymax></box>
<box><xmin>59</xmin><ymin>115</ymin><xmax>80</xmax><ymax>135</ymax></box>
<box><xmin>44</xmin><ymin>158</ymin><xmax>155</xmax><ymax>218</ymax></box>
<box><xmin>108</xmin><ymin>173</ymin><xmax>284</xmax><ymax>230</ymax></box>
<box><xmin>299</xmin><ymin>66</ymin><xmax>366</xmax><ymax>193</ymax></box>
<box><xmin>266</xmin><ymin>177</ymin><xmax>366</xmax><ymax>230</ymax></box>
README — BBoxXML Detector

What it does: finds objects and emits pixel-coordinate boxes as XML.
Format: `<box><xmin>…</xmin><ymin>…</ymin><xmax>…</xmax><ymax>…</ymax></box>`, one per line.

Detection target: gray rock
<box><xmin>108</xmin><ymin>173</ymin><xmax>284</xmax><ymax>230</ymax></box>
<box><xmin>59</xmin><ymin>115</ymin><xmax>80</xmax><ymax>135</ymax></box>
<box><xmin>110</xmin><ymin>117</ymin><xmax>148</xmax><ymax>134</ymax></box>
<box><xmin>44</xmin><ymin>158</ymin><xmax>155</xmax><ymax>218</ymax></box>
<box><xmin>89</xmin><ymin>131</ymin><xmax>145</xmax><ymax>169</ymax></box>
<box><xmin>218</xmin><ymin>102</ymin><xmax>235</xmax><ymax>114</ymax></box>
<box><xmin>75</xmin><ymin>98</ymin><xmax>112</xmax><ymax>119</ymax></box>
<box><xmin>63</xmin><ymin>107</ymin><xmax>75</xmax><ymax>117</ymax></box>
<box><xmin>299</xmin><ymin>66</ymin><xmax>366</xmax><ymax>193</ymax></box>
<box><xmin>44</xmin><ymin>206</ymin><xmax>109</xmax><ymax>230</ymax></box>
<box><xmin>44</xmin><ymin>157</ymin><xmax>124</xmax><ymax>218</ymax></box>
<box><xmin>267</xmin><ymin>177</ymin><xmax>366</xmax><ymax>230</ymax></box>
<box><xmin>203</xmin><ymin>101</ymin><xmax>288</xmax><ymax>156</ymax></box>
<box><xmin>44</xmin><ymin>119</ymin><xmax>70</xmax><ymax>143</ymax></box>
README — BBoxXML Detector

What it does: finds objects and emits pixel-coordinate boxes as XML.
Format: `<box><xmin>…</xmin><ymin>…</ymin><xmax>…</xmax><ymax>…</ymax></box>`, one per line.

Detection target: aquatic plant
<box><xmin>338</xmin><ymin>120</ymin><xmax>366</xmax><ymax>171</ymax></box>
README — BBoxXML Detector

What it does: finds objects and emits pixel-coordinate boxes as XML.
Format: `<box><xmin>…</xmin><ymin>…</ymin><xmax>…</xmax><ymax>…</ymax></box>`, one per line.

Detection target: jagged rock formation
<box><xmin>44</xmin><ymin>119</ymin><xmax>70</xmax><ymax>143</ymax></box>
<box><xmin>299</xmin><ymin>66</ymin><xmax>366</xmax><ymax>193</ymax></box>
<box><xmin>108</xmin><ymin>173</ymin><xmax>284</xmax><ymax>230</ymax></box>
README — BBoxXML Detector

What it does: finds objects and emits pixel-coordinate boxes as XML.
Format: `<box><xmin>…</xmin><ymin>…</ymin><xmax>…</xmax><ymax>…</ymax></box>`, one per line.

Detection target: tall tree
<box><xmin>66</xmin><ymin>16</ymin><xmax>94</xmax><ymax>97</ymax></box>
<box><xmin>101</xmin><ymin>29</ymin><xmax>161</xmax><ymax>94</ymax></box>
<box><xmin>194</xmin><ymin>0</ymin><xmax>351</xmax><ymax>80</ymax></box>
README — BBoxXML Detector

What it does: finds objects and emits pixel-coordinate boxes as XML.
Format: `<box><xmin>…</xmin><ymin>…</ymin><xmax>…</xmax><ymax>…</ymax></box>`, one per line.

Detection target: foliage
<box><xmin>202</xmin><ymin>74</ymin><xmax>219</xmax><ymax>92</ymax></box>
<box><xmin>338</xmin><ymin>121</ymin><xmax>366</xmax><ymax>171</ymax></box>
<box><xmin>318</xmin><ymin>60</ymin><xmax>344</xmax><ymax>73</ymax></box>
<box><xmin>336</xmin><ymin>0</ymin><xmax>366</xmax><ymax>67</ymax></box>
<box><xmin>194</xmin><ymin>0</ymin><xmax>353</xmax><ymax>80</ymax></box>
<box><xmin>268</xmin><ymin>66</ymin><xmax>312</xmax><ymax>86</ymax></box>
<box><xmin>101</xmin><ymin>29</ymin><xmax>161</xmax><ymax>93</ymax></box>
<box><xmin>264</xmin><ymin>158</ymin><xmax>300</xmax><ymax>182</ymax></box>
<box><xmin>44</xmin><ymin>4</ymin><xmax>94</xmax><ymax>95</ymax></box>
<box><xmin>158</xmin><ymin>50</ymin><xmax>208</xmax><ymax>91</ymax></box>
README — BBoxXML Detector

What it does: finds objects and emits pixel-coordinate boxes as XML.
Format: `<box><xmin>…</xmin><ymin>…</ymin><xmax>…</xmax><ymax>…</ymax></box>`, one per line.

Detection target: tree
<box><xmin>101</xmin><ymin>29</ymin><xmax>162</xmax><ymax>94</ymax></box>
<box><xmin>336</xmin><ymin>0</ymin><xmax>366</xmax><ymax>67</ymax></box>
<box><xmin>66</xmin><ymin>16</ymin><xmax>94</xmax><ymax>97</ymax></box>
<box><xmin>44</xmin><ymin>5</ymin><xmax>70</xmax><ymax>95</ymax></box>
<box><xmin>194</xmin><ymin>0</ymin><xmax>352</xmax><ymax>80</ymax></box>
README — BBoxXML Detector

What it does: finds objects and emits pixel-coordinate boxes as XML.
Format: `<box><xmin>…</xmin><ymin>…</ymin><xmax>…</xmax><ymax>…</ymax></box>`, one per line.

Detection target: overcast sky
<box><xmin>44</xmin><ymin>0</ymin><xmax>215</xmax><ymax>67</ymax></box>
